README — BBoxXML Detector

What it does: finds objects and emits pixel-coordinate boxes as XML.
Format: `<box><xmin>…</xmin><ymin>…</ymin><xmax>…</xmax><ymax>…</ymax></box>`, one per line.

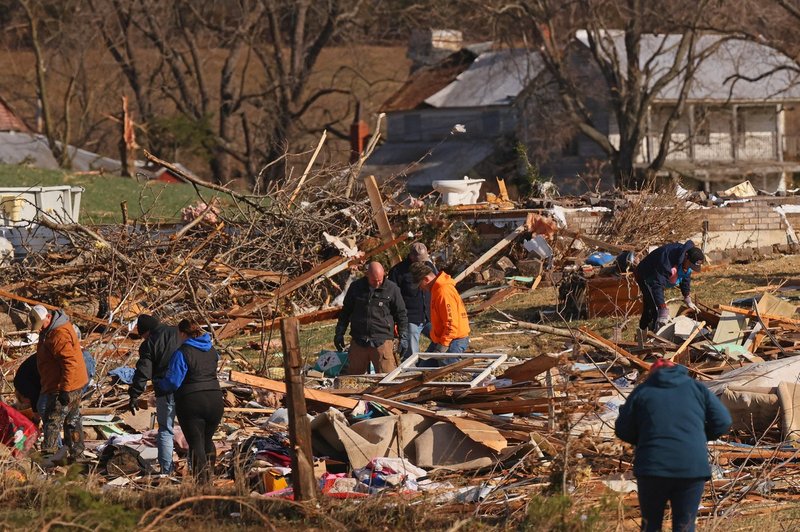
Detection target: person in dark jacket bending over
<box><xmin>335</xmin><ymin>261</ymin><xmax>408</xmax><ymax>374</ymax></box>
<box><xmin>388</xmin><ymin>242</ymin><xmax>437</xmax><ymax>361</ymax></box>
<box><xmin>615</xmin><ymin>358</ymin><xmax>732</xmax><ymax>532</ymax></box>
<box><xmin>634</xmin><ymin>240</ymin><xmax>704</xmax><ymax>333</ymax></box>
<box><xmin>158</xmin><ymin>318</ymin><xmax>223</xmax><ymax>483</ymax></box>
<box><xmin>128</xmin><ymin>314</ymin><xmax>182</xmax><ymax>474</ymax></box>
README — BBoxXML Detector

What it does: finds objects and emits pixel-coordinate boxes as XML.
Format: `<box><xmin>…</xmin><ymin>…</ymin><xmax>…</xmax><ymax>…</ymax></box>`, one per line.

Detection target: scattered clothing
<box><xmin>108</xmin><ymin>366</ymin><xmax>136</xmax><ymax>385</ymax></box>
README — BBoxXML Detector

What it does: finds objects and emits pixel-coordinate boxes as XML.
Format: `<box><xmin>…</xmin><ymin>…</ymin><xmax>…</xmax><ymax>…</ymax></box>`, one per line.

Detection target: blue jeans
<box><xmin>637</xmin><ymin>476</ymin><xmax>706</xmax><ymax>532</ymax></box>
<box><xmin>421</xmin><ymin>336</ymin><xmax>469</xmax><ymax>367</ymax></box>
<box><xmin>402</xmin><ymin>322</ymin><xmax>431</xmax><ymax>361</ymax></box>
<box><xmin>156</xmin><ymin>394</ymin><xmax>176</xmax><ymax>474</ymax></box>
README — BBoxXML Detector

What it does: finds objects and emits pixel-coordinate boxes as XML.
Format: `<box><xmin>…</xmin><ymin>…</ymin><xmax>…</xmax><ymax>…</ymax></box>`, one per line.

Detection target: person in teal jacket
<box><xmin>615</xmin><ymin>359</ymin><xmax>732</xmax><ymax>532</ymax></box>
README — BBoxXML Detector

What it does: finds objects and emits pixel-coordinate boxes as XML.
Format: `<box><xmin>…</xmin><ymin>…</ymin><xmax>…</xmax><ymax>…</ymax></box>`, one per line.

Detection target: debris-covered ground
<box><xmin>4</xmin><ymin>174</ymin><xmax>800</xmax><ymax>530</ymax></box>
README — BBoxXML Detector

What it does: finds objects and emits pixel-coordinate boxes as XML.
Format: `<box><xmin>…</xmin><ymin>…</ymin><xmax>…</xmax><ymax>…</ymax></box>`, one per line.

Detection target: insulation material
<box><xmin>720</xmin><ymin>387</ymin><xmax>779</xmax><ymax>434</ymax></box>
<box><xmin>777</xmin><ymin>382</ymin><xmax>800</xmax><ymax>441</ymax></box>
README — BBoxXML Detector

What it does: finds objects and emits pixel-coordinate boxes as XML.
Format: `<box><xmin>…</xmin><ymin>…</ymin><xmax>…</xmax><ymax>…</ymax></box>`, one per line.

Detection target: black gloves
<box><xmin>57</xmin><ymin>390</ymin><xmax>70</xmax><ymax>406</ymax></box>
<box><xmin>398</xmin><ymin>337</ymin><xmax>409</xmax><ymax>355</ymax></box>
<box><xmin>334</xmin><ymin>333</ymin><xmax>346</xmax><ymax>352</ymax></box>
<box><xmin>128</xmin><ymin>395</ymin><xmax>139</xmax><ymax>415</ymax></box>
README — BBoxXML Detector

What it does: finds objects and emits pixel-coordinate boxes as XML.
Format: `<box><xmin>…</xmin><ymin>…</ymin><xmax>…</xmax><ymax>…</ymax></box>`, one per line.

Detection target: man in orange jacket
<box><xmin>410</xmin><ymin>262</ymin><xmax>470</xmax><ymax>366</ymax></box>
<box><xmin>31</xmin><ymin>305</ymin><xmax>88</xmax><ymax>461</ymax></box>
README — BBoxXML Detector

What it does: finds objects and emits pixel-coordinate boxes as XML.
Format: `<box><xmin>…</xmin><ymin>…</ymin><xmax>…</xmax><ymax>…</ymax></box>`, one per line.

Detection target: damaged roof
<box><xmin>381</xmin><ymin>49</ymin><xmax>479</xmax><ymax>112</ymax></box>
<box><xmin>424</xmin><ymin>49</ymin><xmax>544</xmax><ymax>108</ymax></box>
<box><xmin>576</xmin><ymin>30</ymin><xmax>800</xmax><ymax>102</ymax></box>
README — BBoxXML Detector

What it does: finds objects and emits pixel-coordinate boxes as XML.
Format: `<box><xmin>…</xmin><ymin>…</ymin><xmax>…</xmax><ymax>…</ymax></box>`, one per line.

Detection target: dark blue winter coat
<box><xmin>615</xmin><ymin>365</ymin><xmax>732</xmax><ymax>479</ymax></box>
<box><xmin>388</xmin><ymin>257</ymin><xmax>436</xmax><ymax>325</ymax></box>
<box><xmin>635</xmin><ymin>240</ymin><xmax>697</xmax><ymax>307</ymax></box>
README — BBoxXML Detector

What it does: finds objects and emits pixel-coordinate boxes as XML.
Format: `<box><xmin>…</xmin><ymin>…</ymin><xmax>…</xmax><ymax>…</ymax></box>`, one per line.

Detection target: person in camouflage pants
<box><xmin>41</xmin><ymin>389</ymin><xmax>84</xmax><ymax>458</ymax></box>
<box><xmin>30</xmin><ymin>305</ymin><xmax>88</xmax><ymax>462</ymax></box>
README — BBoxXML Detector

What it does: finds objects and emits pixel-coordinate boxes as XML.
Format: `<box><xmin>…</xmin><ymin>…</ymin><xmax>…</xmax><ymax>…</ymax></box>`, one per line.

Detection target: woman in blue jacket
<box><xmin>615</xmin><ymin>359</ymin><xmax>732</xmax><ymax>532</ymax></box>
<box><xmin>158</xmin><ymin>318</ymin><xmax>223</xmax><ymax>483</ymax></box>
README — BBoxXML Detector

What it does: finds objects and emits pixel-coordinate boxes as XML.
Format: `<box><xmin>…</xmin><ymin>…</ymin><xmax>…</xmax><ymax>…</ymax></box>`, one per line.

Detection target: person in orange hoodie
<box><xmin>410</xmin><ymin>262</ymin><xmax>470</xmax><ymax>366</ymax></box>
<box><xmin>30</xmin><ymin>304</ymin><xmax>88</xmax><ymax>462</ymax></box>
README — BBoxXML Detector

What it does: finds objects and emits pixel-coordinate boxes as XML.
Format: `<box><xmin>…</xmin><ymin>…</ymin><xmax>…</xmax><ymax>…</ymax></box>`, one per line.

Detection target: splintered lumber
<box><xmin>363</xmin><ymin>174</ymin><xmax>402</xmax><ymax>266</ymax></box>
<box><xmin>230</xmin><ymin>370</ymin><xmax>359</xmax><ymax>410</ymax></box>
<box><xmin>0</xmin><ymin>288</ymin><xmax>114</xmax><ymax>329</ymax></box>
<box><xmin>216</xmin><ymin>233</ymin><xmax>409</xmax><ymax>340</ymax></box>
<box><xmin>559</xmin><ymin>229</ymin><xmax>632</xmax><ymax>254</ymax></box>
<box><xmin>500</xmin><ymin>353</ymin><xmax>562</xmax><ymax>382</ymax></box>
<box><xmin>470</xmin><ymin>286</ymin><xmax>523</xmax><ymax>315</ymax></box>
<box><xmin>280</xmin><ymin>317</ymin><xmax>317</xmax><ymax>501</ymax></box>
<box><xmin>579</xmin><ymin>327</ymin><xmax>652</xmax><ymax>371</ymax></box>
<box><xmin>715</xmin><ymin>304</ymin><xmax>800</xmax><ymax>326</ymax></box>
<box><xmin>361</xmin><ymin>394</ymin><xmax>508</xmax><ymax>452</ymax></box>
<box><xmin>217</xmin><ymin>255</ymin><xmax>349</xmax><ymax>339</ymax></box>
<box><xmin>667</xmin><ymin>320</ymin><xmax>706</xmax><ymax>363</ymax></box>
<box><xmin>454</xmin><ymin>223</ymin><xmax>528</xmax><ymax>284</ymax></box>
<box><xmin>289</xmin><ymin>129</ymin><xmax>327</xmax><ymax>205</ymax></box>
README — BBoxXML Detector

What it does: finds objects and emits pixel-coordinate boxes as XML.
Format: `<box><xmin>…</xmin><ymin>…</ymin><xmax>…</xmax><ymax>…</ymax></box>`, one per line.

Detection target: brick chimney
<box><xmin>407</xmin><ymin>29</ymin><xmax>463</xmax><ymax>72</ymax></box>
<box><xmin>349</xmin><ymin>102</ymin><xmax>369</xmax><ymax>163</ymax></box>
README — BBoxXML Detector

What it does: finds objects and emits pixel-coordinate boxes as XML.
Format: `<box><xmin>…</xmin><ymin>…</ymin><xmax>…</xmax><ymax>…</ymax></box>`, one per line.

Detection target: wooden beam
<box><xmin>579</xmin><ymin>327</ymin><xmax>652</xmax><ymax>371</ymax></box>
<box><xmin>281</xmin><ymin>317</ymin><xmax>317</xmax><ymax>501</ymax></box>
<box><xmin>716</xmin><ymin>304</ymin><xmax>800</xmax><ymax>327</ymax></box>
<box><xmin>454</xmin><ymin>224</ymin><xmax>527</xmax><ymax>284</ymax></box>
<box><xmin>668</xmin><ymin>321</ymin><xmax>706</xmax><ymax>364</ymax></box>
<box><xmin>215</xmin><ymin>233</ymin><xmax>410</xmax><ymax>340</ymax></box>
<box><xmin>0</xmin><ymin>288</ymin><xmax>115</xmax><ymax>329</ymax></box>
<box><xmin>559</xmin><ymin>230</ymin><xmax>631</xmax><ymax>254</ymax></box>
<box><xmin>229</xmin><ymin>370</ymin><xmax>359</xmax><ymax>410</ymax></box>
<box><xmin>363</xmin><ymin>174</ymin><xmax>402</xmax><ymax>266</ymax></box>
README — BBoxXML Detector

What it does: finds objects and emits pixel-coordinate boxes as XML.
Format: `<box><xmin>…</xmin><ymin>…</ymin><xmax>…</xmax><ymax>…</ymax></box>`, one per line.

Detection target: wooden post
<box><xmin>363</xmin><ymin>174</ymin><xmax>402</xmax><ymax>266</ymax></box>
<box><xmin>280</xmin><ymin>317</ymin><xmax>317</xmax><ymax>501</ymax></box>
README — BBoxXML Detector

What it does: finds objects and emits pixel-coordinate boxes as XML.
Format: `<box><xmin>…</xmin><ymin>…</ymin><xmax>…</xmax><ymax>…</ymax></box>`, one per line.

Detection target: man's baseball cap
<box><xmin>686</xmin><ymin>247</ymin><xmax>704</xmax><ymax>272</ymax></box>
<box><xmin>408</xmin><ymin>242</ymin><xmax>430</xmax><ymax>263</ymax></box>
<box><xmin>29</xmin><ymin>305</ymin><xmax>48</xmax><ymax>332</ymax></box>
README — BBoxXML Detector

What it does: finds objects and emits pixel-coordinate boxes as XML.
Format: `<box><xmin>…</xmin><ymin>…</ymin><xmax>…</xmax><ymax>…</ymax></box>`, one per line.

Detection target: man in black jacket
<box><xmin>334</xmin><ymin>261</ymin><xmax>408</xmax><ymax>374</ymax></box>
<box><xmin>388</xmin><ymin>242</ymin><xmax>437</xmax><ymax>361</ymax></box>
<box><xmin>128</xmin><ymin>314</ymin><xmax>182</xmax><ymax>474</ymax></box>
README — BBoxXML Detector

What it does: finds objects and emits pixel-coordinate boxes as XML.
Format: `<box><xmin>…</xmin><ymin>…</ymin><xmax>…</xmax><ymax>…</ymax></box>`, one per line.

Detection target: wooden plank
<box><xmin>469</xmin><ymin>286</ymin><xmax>523</xmax><ymax>315</ymax></box>
<box><xmin>216</xmin><ymin>234</ymin><xmax>409</xmax><ymax>340</ymax></box>
<box><xmin>716</xmin><ymin>304</ymin><xmax>800</xmax><ymax>326</ymax></box>
<box><xmin>0</xmin><ymin>288</ymin><xmax>115</xmax><ymax>328</ymax></box>
<box><xmin>229</xmin><ymin>370</ymin><xmax>359</xmax><ymax>410</ymax></box>
<box><xmin>363</xmin><ymin>174</ymin><xmax>402</xmax><ymax>266</ymax></box>
<box><xmin>499</xmin><ymin>353</ymin><xmax>563</xmax><ymax>383</ymax></box>
<box><xmin>361</xmin><ymin>394</ymin><xmax>507</xmax><ymax>452</ymax></box>
<box><xmin>668</xmin><ymin>320</ymin><xmax>706</xmax><ymax>364</ymax></box>
<box><xmin>454</xmin><ymin>223</ymin><xmax>527</xmax><ymax>284</ymax></box>
<box><xmin>559</xmin><ymin>229</ymin><xmax>632</xmax><ymax>254</ymax></box>
<box><xmin>281</xmin><ymin>317</ymin><xmax>317</xmax><ymax>501</ymax></box>
<box><xmin>579</xmin><ymin>327</ymin><xmax>652</xmax><ymax>371</ymax></box>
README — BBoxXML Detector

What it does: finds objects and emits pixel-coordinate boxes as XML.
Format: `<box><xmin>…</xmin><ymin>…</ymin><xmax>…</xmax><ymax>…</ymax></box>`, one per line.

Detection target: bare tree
<box><xmin>12</xmin><ymin>0</ymin><xmax>119</xmax><ymax>168</ymax></box>
<box><xmin>488</xmin><ymin>0</ymin><xmax>734</xmax><ymax>188</ymax></box>
<box><xmin>86</xmin><ymin>0</ymin><xmax>366</xmax><ymax>185</ymax></box>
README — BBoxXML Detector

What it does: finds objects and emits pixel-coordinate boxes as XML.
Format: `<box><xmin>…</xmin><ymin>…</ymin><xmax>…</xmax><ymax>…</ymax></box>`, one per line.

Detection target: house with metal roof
<box><xmin>529</xmin><ymin>32</ymin><xmax>800</xmax><ymax>192</ymax></box>
<box><xmin>363</xmin><ymin>46</ymin><xmax>543</xmax><ymax>193</ymax></box>
<box><xmin>369</xmin><ymin>31</ymin><xmax>800</xmax><ymax>195</ymax></box>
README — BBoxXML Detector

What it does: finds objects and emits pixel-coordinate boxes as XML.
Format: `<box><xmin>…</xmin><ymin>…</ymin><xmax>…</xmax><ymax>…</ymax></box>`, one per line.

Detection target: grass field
<box><xmin>0</xmin><ymin>163</ymin><xmax>213</xmax><ymax>224</ymax></box>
